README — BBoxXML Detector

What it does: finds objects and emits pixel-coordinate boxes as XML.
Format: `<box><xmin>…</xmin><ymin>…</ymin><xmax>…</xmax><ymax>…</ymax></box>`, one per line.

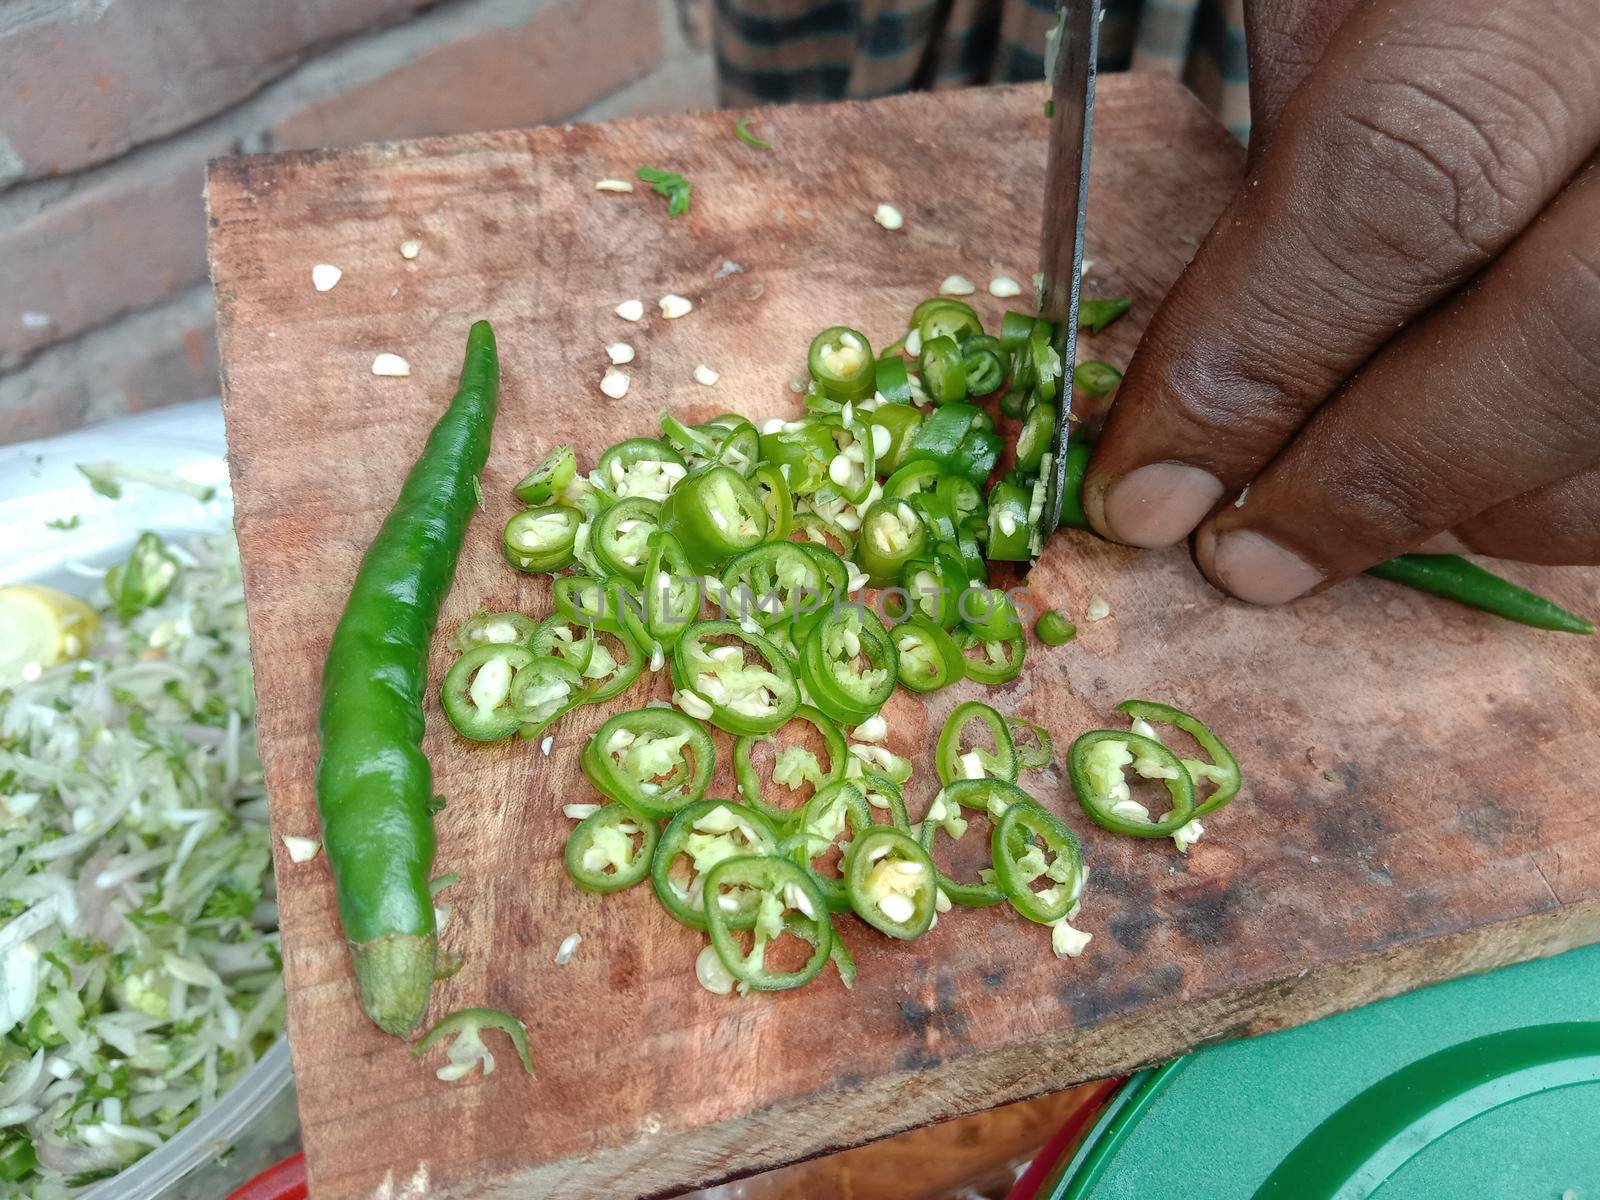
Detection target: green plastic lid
<box><xmin>1046</xmin><ymin>944</ymin><xmax>1600</xmax><ymax>1199</ymax></box>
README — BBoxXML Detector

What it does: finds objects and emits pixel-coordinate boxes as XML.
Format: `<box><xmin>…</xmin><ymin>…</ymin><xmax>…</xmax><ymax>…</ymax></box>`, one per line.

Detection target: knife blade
<box><xmin>1033</xmin><ymin>0</ymin><xmax>1101</xmax><ymax>559</ymax></box>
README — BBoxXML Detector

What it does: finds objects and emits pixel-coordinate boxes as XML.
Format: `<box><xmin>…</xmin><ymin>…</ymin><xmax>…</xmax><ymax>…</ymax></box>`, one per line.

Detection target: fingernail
<box><xmin>1100</xmin><ymin>463</ymin><xmax>1224</xmax><ymax>548</ymax></box>
<box><xmin>1210</xmin><ymin>530</ymin><xmax>1324</xmax><ymax>605</ymax></box>
<box><xmin>1416</xmin><ymin>531</ymin><xmax>1470</xmax><ymax>555</ymax></box>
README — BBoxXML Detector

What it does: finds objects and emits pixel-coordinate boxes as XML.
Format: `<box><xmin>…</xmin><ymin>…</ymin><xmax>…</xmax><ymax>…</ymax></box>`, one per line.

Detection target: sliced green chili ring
<box><xmin>957</xmin><ymin>628</ymin><xmax>1025</xmax><ymax>684</ymax></box>
<box><xmin>1074</xmin><ymin>360</ymin><xmax>1123</xmax><ymax>399</ymax></box>
<box><xmin>1029</xmin><ymin>319</ymin><xmax>1063</xmax><ymax>401</ymax></box>
<box><xmin>508</xmin><ymin>653</ymin><xmax>585</xmax><ymax>737</ymax></box>
<box><xmin>553</xmin><ymin>572</ymin><xmax>623</xmax><ymax>632</ymax></box>
<box><xmin>639</xmin><ymin>530</ymin><xmax>703</xmax><ymax>649</ymax></box>
<box><xmin>1057</xmin><ymin>441</ymin><xmax>1092</xmax><ymax>531</ymax></box>
<box><xmin>866</xmin><ymin>401</ymin><xmax>922</xmax><ymax>474</ymax></box>
<box><xmin>513</xmin><ymin>444</ymin><xmax>576</xmax><ymax>504</ymax></box>
<box><xmin>845</xmin><ymin>827</ymin><xmax>937</xmax><ymax>938</ymax></box>
<box><xmin>1035</xmin><ymin>610</ymin><xmax>1076</xmax><ymax>646</ymax></box>
<box><xmin>890</xmin><ymin>614</ymin><xmax>964</xmax><ymax>692</ymax></box>
<box><xmin>752</xmin><ymin>461</ymin><xmax>795</xmax><ymax>543</ymax></box>
<box><xmin>954</xmin><ymin>516</ymin><xmax>988</xmax><ymax>582</ymax></box>
<box><xmin>793</xmin><ymin>541</ymin><xmax>850</xmax><ymax>596</ymax></box>
<box><xmin>452</xmin><ymin>610</ymin><xmax>539</xmax><ymax>653</ymax></box>
<box><xmin>672</xmin><ymin>619</ymin><xmax>800</xmax><ymax>735</ymax></box>
<box><xmin>992</xmin><ymin>799</ymin><xmax>1083</xmax><ymax>924</ymax></box>
<box><xmin>709</xmin><ymin>418</ymin><xmax>762</xmax><ymax>477</ymax></box>
<box><xmin>595</xmin><ymin>437</ymin><xmax>687</xmax><ymax>502</ymax></box>
<box><xmin>910</xmin><ymin>296</ymin><xmax>979</xmax><ymax>331</ymax></box>
<box><xmin>959</xmin><ymin>585</ymin><xmax>1023</xmax><ymax>642</ymax></box>
<box><xmin>1006</xmin><ymin>717</ymin><xmax>1055</xmax><ymax>770</ymax></box>
<box><xmin>779</xmin><ymin>780</ymin><xmax>873</xmax><ymax>911</ymax></box>
<box><xmin>564</xmin><ymin>805</ymin><xmax>658</xmax><ymax>893</ymax></box>
<box><xmin>962</xmin><ymin>347</ymin><xmax>1006</xmax><ymax>397</ymax></box>
<box><xmin>901</xmin><ymin>402</ymin><xmax>981</xmax><ymax>472</ymax></box>
<box><xmin>660</xmin><ymin>410</ymin><xmax>717</xmax><ymax>458</ymax></box>
<box><xmin>591</xmin><ymin>496</ymin><xmax>662</xmax><ymax>583</ymax></box>
<box><xmin>759</xmin><ymin>422</ymin><xmax>833</xmax><ymax>495</ymax></box>
<box><xmin>652</xmin><ymin>799</ymin><xmax>780</xmax><ymax>931</ymax></box>
<box><xmin>859</xmin><ymin>770</ymin><xmax>912</xmax><ymax>829</ymax></box>
<box><xmin>951</xmin><ymin>428</ymin><xmax>1002</xmax><ymax>484</ymax></box>
<box><xmin>503</xmin><ymin>505</ymin><xmax>580</xmax><ymax>572</ymax></box>
<box><xmin>882</xmin><ymin>458</ymin><xmax>944</xmax><ymax>500</ymax></box>
<box><xmin>1115</xmin><ymin>699</ymin><xmax>1241</xmax><ymax>818</ymax></box>
<box><xmin>917</xmin><ymin>802</ymin><xmax>1006</xmax><ymax>908</ymax></box>
<box><xmin>875</xmin><ymin>354</ymin><xmax>913</xmax><ymax>405</ymax></box>
<box><xmin>908</xmin><ymin>489</ymin><xmax>958</xmax><ymax>545</ymax></box>
<box><xmin>999</xmin><ymin>310</ymin><xmax>1037</xmax><ymax>352</ymax></box>
<box><xmin>1016</xmin><ymin>402</ymin><xmax>1056</xmax><ymax>474</ymax></box>
<box><xmin>441</xmin><ymin>644</ymin><xmax>538</xmax><ymax>741</ymax></box>
<box><xmin>936</xmin><ymin>699</ymin><xmax>1019</xmax><ymax>785</ymax></box>
<box><xmin>856</xmin><ymin>497</ymin><xmax>928</xmax><ymax>587</ymax></box>
<box><xmin>986</xmin><ymin>480</ymin><xmax>1032</xmax><ymax>561</ymax></box>
<box><xmin>998</xmin><ymin>388</ymin><xmax>1030</xmax><ymax>419</ymax></box>
<box><xmin>903</xmin><ymin>551</ymin><xmax>964</xmax><ymax>629</ymax></box>
<box><xmin>704</xmin><ymin>855</ymin><xmax>832</xmax><ymax>990</ymax></box>
<box><xmin>661</xmin><ymin>463</ymin><xmax>770</xmax><ymax>571</ymax></box>
<box><xmin>584</xmin><ymin>706</ymin><xmax>715</xmax><ymax>819</ymax></box>
<box><xmin>791</xmin><ymin>510</ymin><xmax>856</xmax><ymax>558</ymax></box>
<box><xmin>531</xmin><ymin>613</ymin><xmax>597</xmax><ymax>674</ymax></box>
<box><xmin>807</xmin><ymin>326</ymin><xmax>876</xmax><ymax>402</ymax></box>
<box><xmin>412</xmin><ymin>1008</ymin><xmax>534</xmax><ymax>1076</ymax></box>
<box><xmin>916</xmin><ymin>301</ymin><xmax>985</xmax><ymax>343</ymax></box>
<box><xmin>1079</xmin><ymin>297</ymin><xmax>1133</xmax><ymax>333</ymax></box>
<box><xmin>798</xmin><ymin>603</ymin><xmax>898</xmax><ymax>725</ymax></box>
<box><xmin>578</xmin><ymin>622</ymin><xmax>645</xmax><ymax>702</ymax></box>
<box><xmin>825</xmin><ymin>415</ymin><xmax>877</xmax><ymax>505</ymax></box>
<box><xmin>919</xmin><ymin>335</ymin><xmax>969</xmax><ymax>405</ymax></box>
<box><xmin>939</xmin><ymin>473</ymin><xmax>985</xmax><ymax>521</ymax></box>
<box><xmin>734</xmin><ymin>704</ymin><xmax>849</xmax><ymax>825</ymax></box>
<box><xmin>828</xmin><ymin>918</ymin><xmax>857</xmax><ymax>988</ymax></box>
<box><xmin>1067</xmin><ymin>729</ymin><xmax>1197</xmax><ymax>837</ymax></box>
<box><xmin>719</xmin><ymin>541</ymin><xmax>827</xmax><ymax>629</ymax></box>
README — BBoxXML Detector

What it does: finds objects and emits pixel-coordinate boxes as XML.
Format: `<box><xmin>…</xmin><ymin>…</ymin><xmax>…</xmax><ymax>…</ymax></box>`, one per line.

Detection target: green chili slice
<box><xmin>859</xmin><ymin>769</ymin><xmax>912</xmax><ymax>829</ymax></box>
<box><xmin>592</xmin><ymin>497</ymin><xmax>661</xmax><ymax>582</ymax></box>
<box><xmin>441</xmin><ymin>644</ymin><xmax>538</xmax><ymax>741</ymax></box>
<box><xmin>1115</xmin><ymin>699</ymin><xmax>1241</xmax><ymax>818</ymax></box>
<box><xmin>962</xmin><ymin>347</ymin><xmax>1006</xmax><ymax>397</ymax></box>
<box><xmin>564</xmin><ymin>804</ymin><xmax>658</xmax><ymax>893</ymax></box>
<box><xmin>719</xmin><ymin>541</ymin><xmax>826</xmax><ymax>629</ymax></box>
<box><xmin>808</xmin><ymin>326</ymin><xmax>876</xmax><ymax>402</ymax></box>
<box><xmin>661</xmin><ymin>463</ymin><xmax>769</xmax><ymax>570</ymax></box>
<box><xmin>866</xmin><ymin>401</ymin><xmax>922</xmax><ymax>474</ymax></box>
<box><xmin>530</xmin><ymin>613</ymin><xmax>597</xmax><ymax>675</ymax></box>
<box><xmin>1016</xmin><ymin>401</ymin><xmax>1056</xmax><ymax>475</ymax></box>
<box><xmin>752</xmin><ymin>461</ymin><xmax>795</xmax><ymax>543</ymax></box>
<box><xmin>999</xmin><ymin>310</ymin><xmax>1035</xmax><ymax>352</ymax></box>
<box><xmin>640</xmin><ymin>530</ymin><xmax>703</xmax><ymax>648</ymax></box>
<box><xmin>672</xmin><ymin>619</ymin><xmax>800</xmax><ymax>735</ymax></box>
<box><xmin>734</xmin><ymin>115</ymin><xmax>772</xmax><ymax>148</ymax></box>
<box><xmin>508</xmin><ymin>653</ymin><xmax>585</xmax><ymax>737</ymax></box>
<box><xmin>704</xmin><ymin>855</ymin><xmax>832</xmax><ymax>990</ymax></box>
<box><xmin>1035</xmin><ymin>610</ymin><xmax>1076</xmax><ymax>646</ymax></box>
<box><xmin>890</xmin><ymin>614</ymin><xmax>964</xmax><ymax>692</ymax></box>
<box><xmin>1074</xmin><ymin>360</ymin><xmax>1123</xmax><ymax>399</ymax></box>
<box><xmin>1067</xmin><ymin>729</ymin><xmax>1196</xmax><ymax>837</ymax></box>
<box><xmin>914</xmin><ymin>300</ymin><xmax>984</xmax><ymax>343</ymax></box>
<box><xmin>936</xmin><ymin>700</ymin><xmax>1019</xmax><ymax>785</ymax></box>
<box><xmin>985</xmin><ymin>481</ymin><xmax>1032</xmax><ymax>562</ymax></box>
<box><xmin>798</xmin><ymin>603</ymin><xmax>898</xmax><ymax>725</ymax></box>
<box><xmin>919</xmin><ymin>335</ymin><xmax>968</xmax><ymax>405</ymax></box>
<box><xmin>513</xmin><ymin>444</ymin><xmax>576</xmax><ymax>504</ymax></box>
<box><xmin>957</xmin><ymin>628</ymin><xmax>1025</xmax><ymax>685</ymax></box>
<box><xmin>917</xmin><ymin>788</ymin><xmax>1005</xmax><ymax>908</ymax></box>
<box><xmin>582</xmin><ymin>707</ymin><xmax>714</xmax><ymax>819</ymax></box>
<box><xmin>875</xmin><ymin>354</ymin><xmax>913</xmax><ymax>405</ymax></box>
<box><xmin>652</xmin><ymin>800</ymin><xmax>780</xmax><ymax>931</ymax></box>
<box><xmin>578</xmin><ymin>620</ymin><xmax>645</xmax><ymax>702</ymax></box>
<box><xmin>502</xmin><ymin>506</ymin><xmax>579</xmax><ymax>573</ymax></box>
<box><xmin>780</xmin><ymin>780</ymin><xmax>873</xmax><ymax>911</ymax></box>
<box><xmin>734</xmin><ymin>704</ymin><xmax>849</xmax><ymax>824</ymax></box>
<box><xmin>596</xmin><ymin>437</ymin><xmax>687</xmax><ymax>502</ymax></box>
<box><xmin>992</xmin><ymin>799</ymin><xmax>1083</xmax><ymax>925</ymax></box>
<box><xmin>1057</xmin><ymin>441</ymin><xmax>1092</xmax><ymax>531</ymax></box>
<box><xmin>845</xmin><ymin>827</ymin><xmax>937</xmax><ymax>938</ymax></box>
<box><xmin>1078</xmin><ymin>297</ymin><xmax>1132</xmax><ymax>333</ymax></box>
<box><xmin>452</xmin><ymin>610</ymin><xmax>539</xmax><ymax>653</ymax></box>
<box><xmin>1006</xmin><ymin>717</ymin><xmax>1054</xmax><ymax>770</ymax></box>
<box><xmin>856</xmin><ymin>497</ymin><xmax>928</xmax><ymax>587</ymax></box>
<box><xmin>412</xmin><ymin>1007</ymin><xmax>534</xmax><ymax>1077</ymax></box>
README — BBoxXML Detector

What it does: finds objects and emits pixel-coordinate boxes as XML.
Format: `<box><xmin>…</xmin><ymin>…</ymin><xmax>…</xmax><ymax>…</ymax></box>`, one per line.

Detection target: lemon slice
<box><xmin>0</xmin><ymin>585</ymin><xmax>100</xmax><ymax>685</ymax></box>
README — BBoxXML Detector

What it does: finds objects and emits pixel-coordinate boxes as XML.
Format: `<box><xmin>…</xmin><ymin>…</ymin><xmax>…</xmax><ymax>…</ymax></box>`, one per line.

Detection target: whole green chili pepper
<box><xmin>315</xmin><ymin>320</ymin><xmax>498</xmax><ymax>1036</ymax></box>
<box><xmin>1366</xmin><ymin>555</ymin><xmax>1594</xmax><ymax>634</ymax></box>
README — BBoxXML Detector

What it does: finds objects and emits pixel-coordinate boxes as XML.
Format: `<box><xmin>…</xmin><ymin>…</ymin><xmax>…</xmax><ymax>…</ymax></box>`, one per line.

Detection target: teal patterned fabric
<box><xmin>715</xmin><ymin>0</ymin><xmax>1252</xmax><ymax>140</ymax></box>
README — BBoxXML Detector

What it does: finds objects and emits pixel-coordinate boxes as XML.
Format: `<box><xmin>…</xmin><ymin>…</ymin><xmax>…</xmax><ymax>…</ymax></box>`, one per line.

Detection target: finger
<box><xmin>1194</xmin><ymin>156</ymin><xmax>1600</xmax><ymax>604</ymax></box>
<box><xmin>1435</xmin><ymin>466</ymin><xmax>1600</xmax><ymax>566</ymax></box>
<box><xmin>1243</xmin><ymin>0</ymin><xmax>1363</xmax><ymax>155</ymax></box>
<box><xmin>1083</xmin><ymin>0</ymin><xmax>1600</xmax><ymax>549</ymax></box>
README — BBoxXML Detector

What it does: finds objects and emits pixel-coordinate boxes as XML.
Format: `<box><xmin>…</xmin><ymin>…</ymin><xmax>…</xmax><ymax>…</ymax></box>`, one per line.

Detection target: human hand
<box><xmin>1081</xmin><ymin>0</ymin><xmax>1600</xmax><ymax>604</ymax></box>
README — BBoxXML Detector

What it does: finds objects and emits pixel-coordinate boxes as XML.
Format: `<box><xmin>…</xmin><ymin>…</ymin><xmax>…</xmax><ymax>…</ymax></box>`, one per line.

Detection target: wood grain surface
<box><xmin>205</xmin><ymin>75</ymin><xmax>1600</xmax><ymax>1200</ymax></box>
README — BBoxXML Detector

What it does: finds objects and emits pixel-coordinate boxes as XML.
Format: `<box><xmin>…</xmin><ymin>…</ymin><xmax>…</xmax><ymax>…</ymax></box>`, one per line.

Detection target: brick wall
<box><xmin>0</xmin><ymin>0</ymin><xmax>715</xmax><ymax>444</ymax></box>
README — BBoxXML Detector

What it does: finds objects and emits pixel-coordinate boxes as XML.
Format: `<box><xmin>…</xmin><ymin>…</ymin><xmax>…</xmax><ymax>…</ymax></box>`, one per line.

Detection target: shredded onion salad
<box><xmin>0</xmin><ymin>532</ymin><xmax>283</xmax><ymax>1196</ymax></box>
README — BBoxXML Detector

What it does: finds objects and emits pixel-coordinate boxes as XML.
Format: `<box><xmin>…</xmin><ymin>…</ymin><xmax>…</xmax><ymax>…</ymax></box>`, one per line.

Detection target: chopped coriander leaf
<box><xmin>734</xmin><ymin>116</ymin><xmax>772</xmax><ymax>149</ymax></box>
<box><xmin>637</xmin><ymin>166</ymin><xmax>692</xmax><ymax>218</ymax></box>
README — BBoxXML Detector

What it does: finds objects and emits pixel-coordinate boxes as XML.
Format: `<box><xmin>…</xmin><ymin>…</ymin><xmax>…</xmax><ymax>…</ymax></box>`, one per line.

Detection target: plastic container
<box><xmin>1020</xmin><ymin>944</ymin><xmax>1600</xmax><ymax>1199</ymax></box>
<box><xmin>0</xmin><ymin>402</ymin><xmax>301</xmax><ymax>1200</ymax></box>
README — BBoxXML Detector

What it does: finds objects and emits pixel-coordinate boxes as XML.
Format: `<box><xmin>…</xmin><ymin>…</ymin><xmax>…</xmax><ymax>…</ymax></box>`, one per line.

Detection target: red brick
<box><xmin>269</xmin><ymin>0</ymin><xmax>664</xmax><ymax>151</ymax></box>
<box><xmin>0</xmin><ymin>286</ymin><xmax>218</xmax><ymax>446</ymax></box>
<box><xmin>0</xmin><ymin>133</ymin><xmax>228</xmax><ymax>365</ymax></box>
<box><xmin>0</xmin><ymin>0</ymin><xmax>438</xmax><ymax>186</ymax></box>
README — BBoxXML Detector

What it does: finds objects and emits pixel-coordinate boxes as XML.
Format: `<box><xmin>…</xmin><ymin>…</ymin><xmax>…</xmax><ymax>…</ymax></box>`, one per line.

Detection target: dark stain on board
<box><xmin>1067</xmin><ymin>962</ymin><xmax>1184</xmax><ymax>1025</ymax></box>
<box><xmin>1109</xmin><ymin>908</ymin><xmax>1158</xmax><ymax>953</ymax></box>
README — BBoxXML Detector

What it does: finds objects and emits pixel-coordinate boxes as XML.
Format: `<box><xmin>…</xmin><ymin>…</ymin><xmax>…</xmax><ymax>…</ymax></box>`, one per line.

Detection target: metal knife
<box><xmin>1033</xmin><ymin>0</ymin><xmax>1101</xmax><ymax>559</ymax></box>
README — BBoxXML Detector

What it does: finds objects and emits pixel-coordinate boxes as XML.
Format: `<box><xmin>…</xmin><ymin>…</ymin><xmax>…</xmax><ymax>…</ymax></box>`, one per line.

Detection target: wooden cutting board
<box><xmin>205</xmin><ymin>75</ymin><xmax>1600</xmax><ymax>1200</ymax></box>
